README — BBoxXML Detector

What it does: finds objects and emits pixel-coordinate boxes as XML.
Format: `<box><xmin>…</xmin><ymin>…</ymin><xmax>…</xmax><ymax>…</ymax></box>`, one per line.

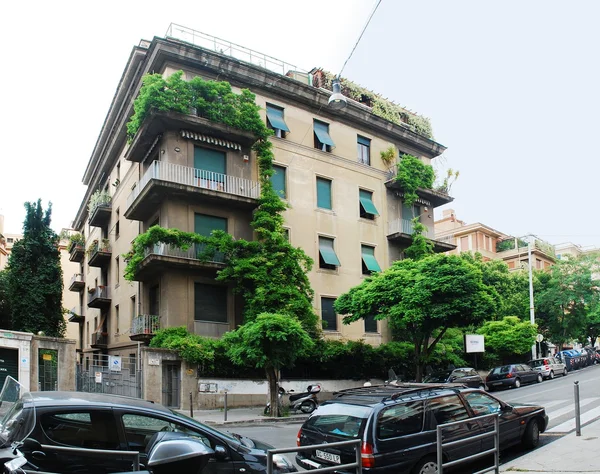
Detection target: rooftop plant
<box><xmin>126</xmin><ymin>71</ymin><xmax>266</xmax><ymax>142</ymax></box>
<box><xmin>312</xmin><ymin>69</ymin><xmax>433</xmax><ymax>139</ymax></box>
<box><xmin>87</xmin><ymin>190</ymin><xmax>111</xmax><ymax>215</ymax></box>
<box><xmin>395</xmin><ymin>154</ymin><xmax>435</xmax><ymax>207</ymax></box>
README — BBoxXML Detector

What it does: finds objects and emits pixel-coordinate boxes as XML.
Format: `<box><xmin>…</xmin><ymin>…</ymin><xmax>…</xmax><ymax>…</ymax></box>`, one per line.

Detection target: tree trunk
<box><xmin>266</xmin><ymin>366</ymin><xmax>280</xmax><ymax>417</ymax></box>
<box><xmin>414</xmin><ymin>342</ymin><xmax>423</xmax><ymax>382</ymax></box>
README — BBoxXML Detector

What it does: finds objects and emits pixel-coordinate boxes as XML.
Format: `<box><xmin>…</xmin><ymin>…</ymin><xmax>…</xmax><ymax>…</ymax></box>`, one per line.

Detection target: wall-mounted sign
<box><xmin>42</xmin><ymin>354</ymin><xmax>52</xmax><ymax>361</ymax></box>
<box><xmin>465</xmin><ymin>334</ymin><xmax>485</xmax><ymax>353</ymax></box>
<box><xmin>95</xmin><ymin>372</ymin><xmax>102</xmax><ymax>383</ymax></box>
<box><xmin>109</xmin><ymin>356</ymin><xmax>122</xmax><ymax>372</ymax></box>
<box><xmin>148</xmin><ymin>358</ymin><xmax>160</xmax><ymax>366</ymax></box>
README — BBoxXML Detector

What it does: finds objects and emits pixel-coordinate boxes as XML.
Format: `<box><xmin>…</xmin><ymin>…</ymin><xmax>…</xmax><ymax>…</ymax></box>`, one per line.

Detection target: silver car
<box><xmin>528</xmin><ymin>357</ymin><xmax>567</xmax><ymax>379</ymax></box>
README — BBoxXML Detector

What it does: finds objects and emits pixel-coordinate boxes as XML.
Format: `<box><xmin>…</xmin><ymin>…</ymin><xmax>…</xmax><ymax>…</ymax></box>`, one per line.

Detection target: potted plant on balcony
<box><xmin>68</xmin><ymin>233</ymin><xmax>85</xmax><ymax>253</ymax></box>
<box><xmin>88</xmin><ymin>189</ymin><xmax>112</xmax><ymax>215</ymax></box>
<box><xmin>86</xmin><ymin>240</ymin><xmax>99</xmax><ymax>257</ymax></box>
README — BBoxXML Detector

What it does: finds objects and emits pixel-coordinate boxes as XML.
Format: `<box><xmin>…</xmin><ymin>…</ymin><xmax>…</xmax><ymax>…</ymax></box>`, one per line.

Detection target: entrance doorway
<box><xmin>162</xmin><ymin>362</ymin><xmax>180</xmax><ymax>408</ymax></box>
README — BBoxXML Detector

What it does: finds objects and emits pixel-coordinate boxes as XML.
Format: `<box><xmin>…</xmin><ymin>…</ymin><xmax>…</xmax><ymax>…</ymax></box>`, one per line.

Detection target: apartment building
<box><xmin>0</xmin><ymin>215</ymin><xmax>22</xmax><ymax>271</ymax></box>
<box><xmin>435</xmin><ymin>209</ymin><xmax>555</xmax><ymax>270</ymax></box>
<box><xmin>69</xmin><ymin>26</ymin><xmax>454</xmax><ymax>363</ymax></box>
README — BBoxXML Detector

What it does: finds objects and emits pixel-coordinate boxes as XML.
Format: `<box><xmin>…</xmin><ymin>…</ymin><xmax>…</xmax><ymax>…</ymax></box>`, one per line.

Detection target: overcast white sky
<box><xmin>1</xmin><ymin>0</ymin><xmax>599</xmax><ymax>247</ymax></box>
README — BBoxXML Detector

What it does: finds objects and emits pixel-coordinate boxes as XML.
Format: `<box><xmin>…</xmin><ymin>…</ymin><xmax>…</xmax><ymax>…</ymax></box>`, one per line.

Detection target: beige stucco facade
<box><xmin>70</xmin><ymin>33</ymin><xmax>454</xmax><ymax>366</ymax></box>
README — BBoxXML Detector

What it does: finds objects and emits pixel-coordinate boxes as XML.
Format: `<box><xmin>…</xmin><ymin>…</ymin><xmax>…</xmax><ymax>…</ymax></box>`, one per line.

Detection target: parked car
<box><xmin>527</xmin><ymin>357</ymin><xmax>567</xmax><ymax>379</ymax></box>
<box><xmin>0</xmin><ymin>389</ymin><xmax>297</xmax><ymax>474</ymax></box>
<box><xmin>296</xmin><ymin>384</ymin><xmax>548</xmax><ymax>474</ymax></box>
<box><xmin>423</xmin><ymin>367</ymin><xmax>486</xmax><ymax>389</ymax></box>
<box><xmin>486</xmin><ymin>364</ymin><xmax>543</xmax><ymax>390</ymax></box>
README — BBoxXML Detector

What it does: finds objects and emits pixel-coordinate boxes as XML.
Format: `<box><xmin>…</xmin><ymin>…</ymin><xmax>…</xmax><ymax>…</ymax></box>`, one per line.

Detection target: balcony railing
<box><xmin>145</xmin><ymin>242</ymin><xmax>226</xmax><ymax>264</ymax></box>
<box><xmin>69</xmin><ymin>273</ymin><xmax>85</xmax><ymax>292</ymax></box>
<box><xmin>88</xmin><ymin>241</ymin><xmax>112</xmax><ymax>268</ymax></box>
<box><xmin>87</xmin><ymin>286</ymin><xmax>111</xmax><ymax>308</ymax></box>
<box><xmin>130</xmin><ymin>314</ymin><xmax>160</xmax><ymax>337</ymax></box>
<box><xmin>91</xmin><ymin>331</ymin><xmax>108</xmax><ymax>348</ymax></box>
<box><xmin>126</xmin><ymin>161</ymin><xmax>261</xmax><ymax>211</ymax></box>
<box><xmin>68</xmin><ymin>241</ymin><xmax>85</xmax><ymax>262</ymax></box>
<box><xmin>68</xmin><ymin>306</ymin><xmax>84</xmax><ymax>323</ymax></box>
<box><xmin>388</xmin><ymin>219</ymin><xmax>435</xmax><ymax>239</ymax></box>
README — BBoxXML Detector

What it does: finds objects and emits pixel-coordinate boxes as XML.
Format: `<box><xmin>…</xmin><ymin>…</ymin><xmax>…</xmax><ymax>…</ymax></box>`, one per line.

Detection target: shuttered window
<box><xmin>359</xmin><ymin>189</ymin><xmax>379</xmax><ymax>219</ymax></box>
<box><xmin>319</xmin><ymin>237</ymin><xmax>340</xmax><ymax>269</ymax></box>
<box><xmin>316</xmin><ymin>177</ymin><xmax>332</xmax><ymax>210</ymax></box>
<box><xmin>266</xmin><ymin>104</ymin><xmax>290</xmax><ymax>137</ymax></box>
<box><xmin>361</xmin><ymin>245</ymin><xmax>382</xmax><ymax>274</ymax></box>
<box><xmin>321</xmin><ymin>297</ymin><xmax>337</xmax><ymax>331</ymax></box>
<box><xmin>194</xmin><ymin>283</ymin><xmax>228</xmax><ymax>323</ymax></box>
<box><xmin>271</xmin><ymin>165</ymin><xmax>287</xmax><ymax>199</ymax></box>
<box><xmin>194</xmin><ymin>214</ymin><xmax>227</xmax><ymax>236</ymax></box>
<box><xmin>357</xmin><ymin>136</ymin><xmax>371</xmax><ymax>165</ymax></box>
<box><xmin>314</xmin><ymin>120</ymin><xmax>335</xmax><ymax>151</ymax></box>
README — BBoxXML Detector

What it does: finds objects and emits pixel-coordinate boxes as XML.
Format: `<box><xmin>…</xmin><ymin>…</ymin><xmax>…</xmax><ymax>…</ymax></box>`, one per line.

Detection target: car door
<box><xmin>116</xmin><ymin>410</ymin><xmax>235</xmax><ymax>474</ymax></box>
<box><xmin>522</xmin><ymin>364</ymin><xmax>537</xmax><ymax>383</ymax></box>
<box><xmin>426</xmin><ymin>395</ymin><xmax>482</xmax><ymax>462</ymax></box>
<box><xmin>31</xmin><ymin>408</ymin><xmax>125</xmax><ymax>474</ymax></box>
<box><xmin>515</xmin><ymin>365</ymin><xmax>530</xmax><ymax>384</ymax></box>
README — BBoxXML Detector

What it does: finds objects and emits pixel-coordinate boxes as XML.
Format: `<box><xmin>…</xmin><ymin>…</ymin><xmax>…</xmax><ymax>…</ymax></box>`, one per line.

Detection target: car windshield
<box><xmin>528</xmin><ymin>360</ymin><xmax>545</xmax><ymax>367</ymax></box>
<box><xmin>491</xmin><ymin>366</ymin><xmax>512</xmax><ymax>375</ymax></box>
<box><xmin>0</xmin><ymin>377</ymin><xmax>34</xmax><ymax>448</ymax></box>
<box><xmin>423</xmin><ymin>371</ymin><xmax>451</xmax><ymax>383</ymax></box>
<box><xmin>304</xmin><ymin>403</ymin><xmax>371</xmax><ymax>439</ymax></box>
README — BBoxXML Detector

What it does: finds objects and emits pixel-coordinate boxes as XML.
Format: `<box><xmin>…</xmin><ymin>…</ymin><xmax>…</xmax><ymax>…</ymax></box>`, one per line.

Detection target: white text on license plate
<box><xmin>315</xmin><ymin>450</ymin><xmax>341</xmax><ymax>464</ymax></box>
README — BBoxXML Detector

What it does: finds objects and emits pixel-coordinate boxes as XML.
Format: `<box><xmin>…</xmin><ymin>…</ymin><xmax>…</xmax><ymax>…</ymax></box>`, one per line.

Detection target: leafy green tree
<box><xmin>335</xmin><ymin>253</ymin><xmax>497</xmax><ymax>381</ymax></box>
<box><xmin>404</xmin><ymin>219</ymin><xmax>434</xmax><ymax>261</ymax></box>
<box><xmin>224</xmin><ymin>313</ymin><xmax>314</xmax><ymax>416</ymax></box>
<box><xmin>5</xmin><ymin>200</ymin><xmax>65</xmax><ymax>336</ymax></box>
<box><xmin>0</xmin><ymin>271</ymin><xmax>11</xmax><ymax>329</ymax></box>
<box><xmin>477</xmin><ymin>316</ymin><xmax>537</xmax><ymax>365</ymax></box>
<box><xmin>535</xmin><ymin>254</ymin><xmax>600</xmax><ymax>349</ymax></box>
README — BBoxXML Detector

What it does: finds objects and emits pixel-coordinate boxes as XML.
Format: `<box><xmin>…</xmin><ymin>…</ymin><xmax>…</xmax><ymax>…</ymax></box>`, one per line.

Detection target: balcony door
<box><xmin>194</xmin><ymin>146</ymin><xmax>226</xmax><ymax>190</ymax></box>
<box><xmin>149</xmin><ymin>285</ymin><xmax>159</xmax><ymax>316</ymax></box>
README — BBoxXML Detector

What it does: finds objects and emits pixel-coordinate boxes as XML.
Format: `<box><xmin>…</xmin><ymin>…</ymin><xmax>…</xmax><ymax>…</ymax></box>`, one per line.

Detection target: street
<box><xmin>225</xmin><ymin>364</ymin><xmax>600</xmax><ymax>470</ymax></box>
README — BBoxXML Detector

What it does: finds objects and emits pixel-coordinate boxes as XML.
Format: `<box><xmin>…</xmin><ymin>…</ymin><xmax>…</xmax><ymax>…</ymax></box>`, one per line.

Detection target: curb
<box><xmin>202</xmin><ymin>414</ymin><xmax>309</xmax><ymax>426</ymax></box>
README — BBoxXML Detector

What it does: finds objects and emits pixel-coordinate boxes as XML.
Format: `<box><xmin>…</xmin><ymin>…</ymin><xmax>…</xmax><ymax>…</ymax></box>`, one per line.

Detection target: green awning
<box><xmin>314</xmin><ymin>120</ymin><xmax>335</xmax><ymax>147</ymax></box>
<box><xmin>319</xmin><ymin>238</ymin><xmax>340</xmax><ymax>266</ymax></box>
<box><xmin>359</xmin><ymin>190</ymin><xmax>379</xmax><ymax>216</ymax></box>
<box><xmin>266</xmin><ymin>105</ymin><xmax>290</xmax><ymax>132</ymax></box>
<box><xmin>361</xmin><ymin>246</ymin><xmax>381</xmax><ymax>272</ymax></box>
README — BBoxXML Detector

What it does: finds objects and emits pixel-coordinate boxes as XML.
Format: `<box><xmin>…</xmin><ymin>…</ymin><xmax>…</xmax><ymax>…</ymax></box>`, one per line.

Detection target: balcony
<box><xmin>88</xmin><ymin>202</ymin><xmax>112</xmax><ymax>229</ymax></box>
<box><xmin>90</xmin><ymin>331</ymin><xmax>108</xmax><ymax>349</ymax></box>
<box><xmin>68</xmin><ymin>273</ymin><xmax>85</xmax><ymax>292</ymax></box>
<box><xmin>496</xmin><ymin>238</ymin><xmax>556</xmax><ymax>261</ymax></box>
<box><xmin>130</xmin><ymin>314</ymin><xmax>161</xmax><ymax>343</ymax></box>
<box><xmin>87</xmin><ymin>286</ymin><xmax>111</xmax><ymax>309</ymax></box>
<box><xmin>387</xmin><ymin>219</ymin><xmax>456</xmax><ymax>253</ymax></box>
<box><xmin>68</xmin><ymin>306</ymin><xmax>84</xmax><ymax>324</ymax></box>
<box><xmin>88</xmin><ymin>241</ymin><xmax>112</xmax><ymax>268</ymax></box>
<box><xmin>124</xmin><ymin>161</ymin><xmax>260</xmax><ymax>221</ymax></box>
<box><xmin>132</xmin><ymin>243</ymin><xmax>226</xmax><ymax>281</ymax></box>
<box><xmin>385</xmin><ymin>169</ymin><xmax>453</xmax><ymax>208</ymax></box>
<box><xmin>68</xmin><ymin>241</ymin><xmax>85</xmax><ymax>262</ymax></box>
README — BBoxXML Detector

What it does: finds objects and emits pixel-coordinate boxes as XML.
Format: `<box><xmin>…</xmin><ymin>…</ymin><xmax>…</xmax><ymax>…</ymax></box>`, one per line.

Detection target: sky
<box><xmin>1</xmin><ymin>0</ymin><xmax>599</xmax><ymax>248</ymax></box>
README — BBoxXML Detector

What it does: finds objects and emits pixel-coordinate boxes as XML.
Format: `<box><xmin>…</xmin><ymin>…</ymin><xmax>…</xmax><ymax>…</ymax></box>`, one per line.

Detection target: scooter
<box><xmin>264</xmin><ymin>384</ymin><xmax>321</xmax><ymax>415</ymax></box>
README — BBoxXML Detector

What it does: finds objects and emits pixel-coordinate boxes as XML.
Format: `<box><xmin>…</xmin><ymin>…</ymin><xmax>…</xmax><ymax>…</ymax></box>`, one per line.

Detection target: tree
<box><xmin>535</xmin><ymin>254</ymin><xmax>600</xmax><ymax>349</ymax></box>
<box><xmin>404</xmin><ymin>219</ymin><xmax>434</xmax><ymax>261</ymax></box>
<box><xmin>224</xmin><ymin>313</ymin><xmax>314</xmax><ymax>416</ymax></box>
<box><xmin>0</xmin><ymin>271</ymin><xmax>11</xmax><ymax>329</ymax></box>
<box><xmin>477</xmin><ymin>316</ymin><xmax>537</xmax><ymax>365</ymax></box>
<box><xmin>5</xmin><ymin>200</ymin><xmax>65</xmax><ymax>337</ymax></box>
<box><xmin>335</xmin><ymin>253</ymin><xmax>497</xmax><ymax>381</ymax></box>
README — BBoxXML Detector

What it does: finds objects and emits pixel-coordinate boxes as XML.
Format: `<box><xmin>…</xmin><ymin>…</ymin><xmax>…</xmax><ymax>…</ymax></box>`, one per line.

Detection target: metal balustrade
<box><xmin>144</xmin><ymin>242</ymin><xmax>226</xmax><ymax>264</ymax></box>
<box><xmin>127</xmin><ymin>161</ymin><xmax>260</xmax><ymax>210</ymax></box>
<box><xmin>131</xmin><ymin>314</ymin><xmax>160</xmax><ymax>336</ymax></box>
<box><xmin>388</xmin><ymin>219</ymin><xmax>435</xmax><ymax>239</ymax></box>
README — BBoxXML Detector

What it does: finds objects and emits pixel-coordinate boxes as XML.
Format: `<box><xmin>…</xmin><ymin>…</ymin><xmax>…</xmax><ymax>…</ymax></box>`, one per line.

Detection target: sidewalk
<box><xmin>176</xmin><ymin>406</ymin><xmax>309</xmax><ymax>426</ymax></box>
<box><xmin>500</xmin><ymin>418</ymin><xmax>600</xmax><ymax>473</ymax></box>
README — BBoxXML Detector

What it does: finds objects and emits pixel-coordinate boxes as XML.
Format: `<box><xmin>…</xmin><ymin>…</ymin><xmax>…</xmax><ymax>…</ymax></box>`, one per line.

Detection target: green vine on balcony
<box><xmin>395</xmin><ymin>154</ymin><xmax>435</xmax><ymax>207</ymax></box>
<box><xmin>68</xmin><ymin>233</ymin><xmax>84</xmax><ymax>248</ymax></box>
<box><xmin>87</xmin><ymin>190</ymin><xmax>111</xmax><ymax>215</ymax></box>
<box><xmin>312</xmin><ymin>69</ymin><xmax>433</xmax><ymax>139</ymax></box>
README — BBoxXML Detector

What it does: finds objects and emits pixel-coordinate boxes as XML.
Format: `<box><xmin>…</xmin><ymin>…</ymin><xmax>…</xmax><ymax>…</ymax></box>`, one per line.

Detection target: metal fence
<box><xmin>76</xmin><ymin>354</ymin><xmax>142</xmax><ymax>398</ymax></box>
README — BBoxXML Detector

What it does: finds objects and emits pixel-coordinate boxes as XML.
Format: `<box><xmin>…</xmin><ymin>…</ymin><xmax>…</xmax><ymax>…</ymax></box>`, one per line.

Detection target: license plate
<box><xmin>315</xmin><ymin>449</ymin><xmax>341</xmax><ymax>464</ymax></box>
<box><xmin>492</xmin><ymin>382</ymin><xmax>502</xmax><ymax>386</ymax></box>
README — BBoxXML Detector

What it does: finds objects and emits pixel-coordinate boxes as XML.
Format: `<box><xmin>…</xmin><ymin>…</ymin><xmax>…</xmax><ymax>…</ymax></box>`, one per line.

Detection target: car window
<box><xmin>521</xmin><ymin>364</ymin><xmax>532</xmax><ymax>371</ymax></box>
<box><xmin>515</xmin><ymin>365</ymin><xmax>525</xmax><ymax>371</ymax></box>
<box><xmin>491</xmin><ymin>366</ymin><xmax>511</xmax><ymax>375</ymax></box>
<box><xmin>469</xmin><ymin>370</ymin><xmax>478</xmax><ymax>377</ymax></box>
<box><xmin>377</xmin><ymin>401</ymin><xmax>423</xmax><ymax>439</ymax></box>
<box><xmin>529</xmin><ymin>360</ymin><xmax>543</xmax><ymax>367</ymax></box>
<box><xmin>428</xmin><ymin>395</ymin><xmax>470</xmax><ymax>425</ymax></box>
<box><xmin>121</xmin><ymin>414</ymin><xmax>211</xmax><ymax>452</ymax></box>
<box><xmin>40</xmin><ymin>410</ymin><xmax>119</xmax><ymax>449</ymax></box>
<box><xmin>464</xmin><ymin>392</ymin><xmax>501</xmax><ymax>416</ymax></box>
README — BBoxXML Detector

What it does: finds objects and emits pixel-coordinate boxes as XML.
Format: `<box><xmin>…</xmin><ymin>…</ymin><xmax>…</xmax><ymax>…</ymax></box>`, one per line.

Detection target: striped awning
<box><xmin>180</xmin><ymin>130</ymin><xmax>242</xmax><ymax>151</ymax></box>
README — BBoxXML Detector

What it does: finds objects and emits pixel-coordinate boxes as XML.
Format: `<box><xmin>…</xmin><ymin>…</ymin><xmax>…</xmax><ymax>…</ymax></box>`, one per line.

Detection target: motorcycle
<box><xmin>264</xmin><ymin>384</ymin><xmax>321</xmax><ymax>415</ymax></box>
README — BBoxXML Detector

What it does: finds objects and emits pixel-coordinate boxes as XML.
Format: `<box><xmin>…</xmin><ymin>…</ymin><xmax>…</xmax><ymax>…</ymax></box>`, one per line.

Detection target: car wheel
<box><xmin>412</xmin><ymin>456</ymin><xmax>438</xmax><ymax>474</ymax></box>
<box><xmin>537</xmin><ymin>374</ymin><xmax>543</xmax><ymax>383</ymax></box>
<box><xmin>563</xmin><ymin>368</ymin><xmax>568</xmax><ymax>376</ymax></box>
<box><xmin>514</xmin><ymin>378</ymin><xmax>521</xmax><ymax>388</ymax></box>
<box><xmin>549</xmin><ymin>370</ymin><xmax>555</xmax><ymax>380</ymax></box>
<box><xmin>300</xmin><ymin>400</ymin><xmax>316</xmax><ymax>414</ymax></box>
<box><xmin>523</xmin><ymin>420</ymin><xmax>540</xmax><ymax>449</ymax></box>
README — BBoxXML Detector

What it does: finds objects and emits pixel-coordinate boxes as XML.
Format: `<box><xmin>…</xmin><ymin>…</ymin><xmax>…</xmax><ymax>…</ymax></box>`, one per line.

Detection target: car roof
<box><xmin>331</xmin><ymin>383</ymin><xmax>471</xmax><ymax>406</ymax></box>
<box><xmin>27</xmin><ymin>391</ymin><xmax>171</xmax><ymax>414</ymax></box>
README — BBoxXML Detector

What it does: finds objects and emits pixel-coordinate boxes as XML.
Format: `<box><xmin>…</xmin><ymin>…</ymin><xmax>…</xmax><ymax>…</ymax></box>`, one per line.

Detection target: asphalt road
<box><xmin>226</xmin><ymin>364</ymin><xmax>600</xmax><ymax>470</ymax></box>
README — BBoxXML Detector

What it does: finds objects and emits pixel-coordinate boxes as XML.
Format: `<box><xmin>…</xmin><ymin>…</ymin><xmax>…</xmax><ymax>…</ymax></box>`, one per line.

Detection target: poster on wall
<box><xmin>465</xmin><ymin>334</ymin><xmax>485</xmax><ymax>353</ymax></box>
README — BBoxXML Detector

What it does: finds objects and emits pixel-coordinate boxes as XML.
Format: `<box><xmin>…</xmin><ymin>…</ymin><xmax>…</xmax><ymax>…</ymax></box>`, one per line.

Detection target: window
<box><xmin>357</xmin><ymin>136</ymin><xmax>371</xmax><ymax>165</ymax></box>
<box><xmin>149</xmin><ymin>285</ymin><xmax>159</xmax><ymax>316</ymax></box>
<box><xmin>536</xmin><ymin>258</ymin><xmax>542</xmax><ymax>269</ymax></box>
<box><xmin>485</xmin><ymin>235</ymin><xmax>491</xmax><ymax>251</ymax></box>
<box><xmin>194</xmin><ymin>146</ymin><xmax>226</xmax><ymax>189</ymax></box>
<box><xmin>321</xmin><ymin>297</ymin><xmax>337</xmax><ymax>331</ymax></box>
<box><xmin>314</xmin><ymin>120</ymin><xmax>335</xmax><ymax>152</ymax></box>
<box><xmin>402</xmin><ymin>202</ymin><xmax>420</xmax><ymax>221</ymax></box>
<box><xmin>115</xmin><ymin>256</ymin><xmax>119</xmax><ymax>285</ymax></box>
<box><xmin>377</xmin><ymin>401</ymin><xmax>424</xmax><ymax>438</ymax></box>
<box><xmin>194</xmin><ymin>283</ymin><xmax>228</xmax><ymax>323</ymax></box>
<box><xmin>359</xmin><ymin>189</ymin><xmax>379</xmax><ymax>220</ymax></box>
<box><xmin>318</xmin><ymin>237</ymin><xmax>340</xmax><ymax>270</ymax></box>
<box><xmin>271</xmin><ymin>165</ymin><xmax>287</xmax><ymax>199</ymax></box>
<box><xmin>115</xmin><ymin>305</ymin><xmax>119</xmax><ymax>333</ymax></box>
<box><xmin>6</xmin><ymin>238</ymin><xmax>13</xmax><ymax>244</ymax></box>
<box><xmin>316</xmin><ymin>177</ymin><xmax>332</xmax><ymax>210</ymax></box>
<box><xmin>361</xmin><ymin>245</ymin><xmax>381</xmax><ymax>274</ymax></box>
<box><xmin>194</xmin><ymin>214</ymin><xmax>227</xmax><ymax>262</ymax></box>
<box><xmin>41</xmin><ymin>410</ymin><xmax>119</xmax><ymax>449</ymax></box>
<box><xmin>131</xmin><ymin>295</ymin><xmax>136</xmax><ymax>321</ymax></box>
<box><xmin>115</xmin><ymin>209</ymin><xmax>120</xmax><ymax>239</ymax></box>
<box><xmin>428</xmin><ymin>395</ymin><xmax>470</xmax><ymax>425</ymax></box>
<box><xmin>463</xmin><ymin>392</ymin><xmax>501</xmax><ymax>417</ymax></box>
<box><xmin>282</xmin><ymin>228</ymin><xmax>290</xmax><ymax>241</ymax></box>
<box><xmin>460</xmin><ymin>236</ymin><xmax>469</xmax><ymax>251</ymax></box>
<box><xmin>266</xmin><ymin>104</ymin><xmax>290</xmax><ymax>138</ymax></box>
<box><xmin>129</xmin><ymin>353</ymin><xmax>137</xmax><ymax>375</ymax></box>
<box><xmin>364</xmin><ymin>314</ymin><xmax>378</xmax><ymax>333</ymax></box>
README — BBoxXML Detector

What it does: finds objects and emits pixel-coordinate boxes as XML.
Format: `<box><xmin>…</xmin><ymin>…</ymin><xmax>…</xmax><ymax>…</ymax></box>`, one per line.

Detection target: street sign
<box><xmin>465</xmin><ymin>335</ymin><xmax>485</xmax><ymax>353</ymax></box>
<box><xmin>109</xmin><ymin>355</ymin><xmax>122</xmax><ymax>372</ymax></box>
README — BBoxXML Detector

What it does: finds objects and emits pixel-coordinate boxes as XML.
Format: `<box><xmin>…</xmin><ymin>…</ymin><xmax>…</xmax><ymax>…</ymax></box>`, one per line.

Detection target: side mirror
<box><xmin>214</xmin><ymin>445</ymin><xmax>228</xmax><ymax>460</ymax></box>
<box><xmin>501</xmin><ymin>404</ymin><xmax>513</xmax><ymax>412</ymax></box>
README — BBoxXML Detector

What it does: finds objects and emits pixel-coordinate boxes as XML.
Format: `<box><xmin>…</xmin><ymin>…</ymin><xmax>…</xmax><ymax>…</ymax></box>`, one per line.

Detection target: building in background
<box><xmin>69</xmin><ymin>26</ymin><xmax>456</xmax><ymax>373</ymax></box>
<box><xmin>0</xmin><ymin>215</ymin><xmax>22</xmax><ymax>271</ymax></box>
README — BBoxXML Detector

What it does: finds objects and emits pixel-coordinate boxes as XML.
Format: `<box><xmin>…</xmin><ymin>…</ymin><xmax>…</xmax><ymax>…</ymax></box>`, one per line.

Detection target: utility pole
<box><xmin>528</xmin><ymin>236</ymin><xmax>536</xmax><ymax>360</ymax></box>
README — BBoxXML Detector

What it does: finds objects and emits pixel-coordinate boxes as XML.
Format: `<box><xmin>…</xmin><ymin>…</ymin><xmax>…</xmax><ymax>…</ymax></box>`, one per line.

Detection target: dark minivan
<box><xmin>296</xmin><ymin>384</ymin><xmax>547</xmax><ymax>474</ymax></box>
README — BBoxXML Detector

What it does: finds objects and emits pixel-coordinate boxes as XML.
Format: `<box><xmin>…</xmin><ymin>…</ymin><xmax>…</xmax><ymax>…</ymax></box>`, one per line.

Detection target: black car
<box><xmin>296</xmin><ymin>384</ymin><xmax>548</xmax><ymax>474</ymax></box>
<box><xmin>1</xmin><ymin>391</ymin><xmax>296</xmax><ymax>474</ymax></box>
<box><xmin>423</xmin><ymin>367</ymin><xmax>486</xmax><ymax>389</ymax></box>
<box><xmin>486</xmin><ymin>364</ymin><xmax>543</xmax><ymax>390</ymax></box>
